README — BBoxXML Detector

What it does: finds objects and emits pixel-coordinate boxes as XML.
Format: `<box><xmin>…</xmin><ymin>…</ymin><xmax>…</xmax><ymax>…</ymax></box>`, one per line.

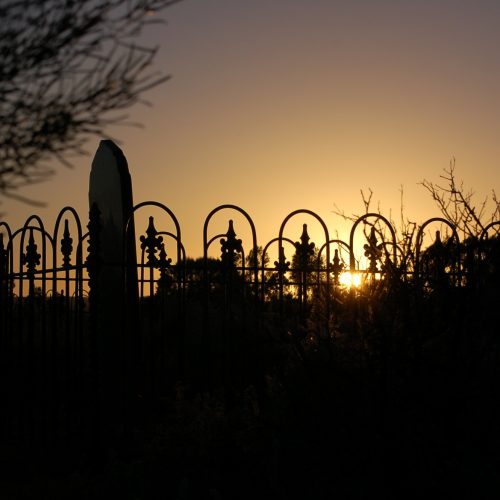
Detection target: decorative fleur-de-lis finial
<box><xmin>61</xmin><ymin>219</ymin><xmax>73</xmax><ymax>269</ymax></box>
<box><xmin>429</xmin><ymin>230</ymin><xmax>446</xmax><ymax>278</ymax></box>
<box><xmin>23</xmin><ymin>228</ymin><xmax>41</xmax><ymax>274</ymax></box>
<box><xmin>157</xmin><ymin>242</ymin><xmax>172</xmax><ymax>280</ymax></box>
<box><xmin>294</xmin><ymin>224</ymin><xmax>315</xmax><ymax>269</ymax></box>
<box><xmin>140</xmin><ymin>216</ymin><xmax>163</xmax><ymax>267</ymax></box>
<box><xmin>364</xmin><ymin>226</ymin><xmax>381</xmax><ymax>273</ymax></box>
<box><xmin>330</xmin><ymin>249</ymin><xmax>345</xmax><ymax>285</ymax></box>
<box><xmin>426</xmin><ymin>231</ymin><xmax>445</xmax><ymax>261</ymax></box>
<box><xmin>274</xmin><ymin>246</ymin><xmax>290</xmax><ymax>274</ymax></box>
<box><xmin>434</xmin><ymin>230</ymin><xmax>442</xmax><ymax>247</ymax></box>
<box><xmin>220</xmin><ymin>220</ymin><xmax>243</xmax><ymax>268</ymax></box>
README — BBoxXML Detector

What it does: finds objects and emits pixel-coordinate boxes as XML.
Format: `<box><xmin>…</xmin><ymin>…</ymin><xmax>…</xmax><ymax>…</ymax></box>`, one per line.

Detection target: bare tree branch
<box><xmin>420</xmin><ymin>159</ymin><xmax>493</xmax><ymax>239</ymax></box>
<box><xmin>0</xmin><ymin>0</ymin><xmax>180</xmax><ymax>198</ymax></box>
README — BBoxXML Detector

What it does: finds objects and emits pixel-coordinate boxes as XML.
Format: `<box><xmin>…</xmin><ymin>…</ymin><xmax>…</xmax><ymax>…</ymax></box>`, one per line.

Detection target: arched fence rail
<box><xmin>0</xmin><ymin>202</ymin><xmax>499</xmax><ymax>453</ymax></box>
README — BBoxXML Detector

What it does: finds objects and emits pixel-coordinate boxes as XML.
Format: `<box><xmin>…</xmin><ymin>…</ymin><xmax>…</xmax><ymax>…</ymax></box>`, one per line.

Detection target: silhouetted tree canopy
<box><xmin>0</xmin><ymin>0</ymin><xmax>178</xmax><ymax>202</ymax></box>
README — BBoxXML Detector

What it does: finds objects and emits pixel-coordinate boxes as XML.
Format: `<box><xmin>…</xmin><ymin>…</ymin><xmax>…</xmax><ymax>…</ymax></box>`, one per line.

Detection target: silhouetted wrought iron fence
<box><xmin>1</xmin><ymin>202</ymin><xmax>499</xmax><ymax>452</ymax></box>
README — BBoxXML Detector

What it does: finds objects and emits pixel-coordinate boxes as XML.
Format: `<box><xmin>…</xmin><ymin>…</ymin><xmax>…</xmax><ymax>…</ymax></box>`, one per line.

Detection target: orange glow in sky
<box><xmin>2</xmin><ymin>0</ymin><xmax>500</xmax><ymax>258</ymax></box>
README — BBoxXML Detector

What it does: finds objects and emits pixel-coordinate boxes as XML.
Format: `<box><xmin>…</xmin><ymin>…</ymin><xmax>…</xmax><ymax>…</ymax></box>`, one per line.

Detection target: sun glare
<box><xmin>339</xmin><ymin>271</ymin><xmax>362</xmax><ymax>288</ymax></box>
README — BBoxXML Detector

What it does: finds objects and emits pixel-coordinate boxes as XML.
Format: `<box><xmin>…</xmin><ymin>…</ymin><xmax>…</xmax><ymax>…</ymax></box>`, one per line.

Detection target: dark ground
<box><xmin>1</xmin><ymin>346</ymin><xmax>500</xmax><ymax>500</ymax></box>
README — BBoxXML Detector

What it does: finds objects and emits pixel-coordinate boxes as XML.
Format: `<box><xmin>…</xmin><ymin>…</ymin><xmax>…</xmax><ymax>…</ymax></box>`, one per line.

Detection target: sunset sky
<box><xmin>2</xmin><ymin>0</ymin><xmax>500</xmax><ymax>259</ymax></box>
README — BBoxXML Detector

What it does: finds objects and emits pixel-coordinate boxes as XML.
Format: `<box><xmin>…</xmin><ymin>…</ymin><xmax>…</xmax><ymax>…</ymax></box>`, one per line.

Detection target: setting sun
<box><xmin>339</xmin><ymin>271</ymin><xmax>362</xmax><ymax>288</ymax></box>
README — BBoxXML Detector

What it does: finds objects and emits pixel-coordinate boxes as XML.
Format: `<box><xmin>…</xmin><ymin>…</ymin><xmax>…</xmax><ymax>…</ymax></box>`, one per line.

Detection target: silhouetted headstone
<box><xmin>89</xmin><ymin>139</ymin><xmax>136</xmax><ymax>280</ymax></box>
<box><xmin>88</xmin><ymin>139</ymin><xmax>138</xmax><ymax>438</ymax></box>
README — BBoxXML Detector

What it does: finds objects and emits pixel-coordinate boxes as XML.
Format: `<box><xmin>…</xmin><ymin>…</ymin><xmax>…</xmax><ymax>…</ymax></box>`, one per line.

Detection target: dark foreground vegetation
<box><xmin>1</xmin><ymin>170</ymin><xmax>500</xmax><ymax>498</ymax></box>
<box><xmin>2</xmin><ymin>260</ymin><xmax>500</xmax><ymax>499</ymax></box>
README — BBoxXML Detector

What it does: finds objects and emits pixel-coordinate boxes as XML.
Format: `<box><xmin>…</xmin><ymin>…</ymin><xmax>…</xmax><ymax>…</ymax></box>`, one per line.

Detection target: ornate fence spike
<box><xmin>430</xmin><ymin>230</ymin><xmax>447</xmax><ymax>279</ymax></box>
<box><xmin>364</xmin><ymin>226</ymin><xmax>381</xmax><ymax>273</ymax></box>
<box><xmin>331</xmin><ymin>248</ymin><xmax>345</xmax><ymax>285</ymax></box>
<box><xmin>427</xmin><ymin>231</ymin><xmax>445</xmax><ymax>262</ymax></box>
<box><xmin>220</xmin><ymin>219</ymin><xmax>243</xmax><ymax>268</ymax></box>
<box><xmin>434</xmin><ymin>230</ymin><xmax>442</xmax><ymax>246</ymax></box>
<box><xmin>140</xmin><ymin>216</ymin><xmax>163</xmax><ymax>267</ymax></box>
<box><xmin>61</xmin><ymin>219</ymin><xmax>73</xmax><ymax>269</ymax></box>
<box><xmin>274</xmin><ymin>246</ymin><xmax>290</xmax><ymax>274</ymax></box>
<box><xmin>23</xmin><ymin>228</ymin><xmax>41</xmax><ymax>274</ymax></box>
<box><xmin>294</xmin><ymin>224</ymin><xmax>315</xmax><ymax>268</ymax></box>
<box><xmin>157</xmin><ymin>243</ymin><xmax>172</xmax><ymax>278</ymax></box>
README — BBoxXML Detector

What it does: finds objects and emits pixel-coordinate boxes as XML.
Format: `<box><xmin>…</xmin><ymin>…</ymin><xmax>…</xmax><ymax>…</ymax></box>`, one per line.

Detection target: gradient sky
<box><xmin>3</xmin><ymin>0</ymin><xmax>500</xmax><ymax>258</ymax></box>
